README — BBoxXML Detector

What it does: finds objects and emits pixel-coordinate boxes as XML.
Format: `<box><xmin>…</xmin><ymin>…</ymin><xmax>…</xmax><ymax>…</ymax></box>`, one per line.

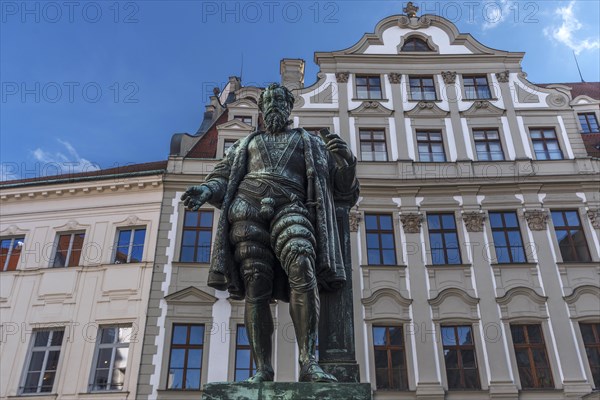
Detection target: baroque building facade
<box><xmin>1</xmin><ymin>10</ymin><xmax>600</xmax><ymax>400</ymax></box>
<box><xmin>136</xmin><ymin>12</ymin><xmax>600</xmax><ymax>400</ymax></box>
<box><xmin>0</xmin><ymin>162</ymin><xmax>166</xmax><ymax>400</ymax></box>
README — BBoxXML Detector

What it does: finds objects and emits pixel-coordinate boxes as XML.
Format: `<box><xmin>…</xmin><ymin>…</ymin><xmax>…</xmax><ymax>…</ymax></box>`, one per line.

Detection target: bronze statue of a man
<box><xmin>181</xmin><ymin>83</ymin><xmax>359</xmax><ymax>383</ymax></box>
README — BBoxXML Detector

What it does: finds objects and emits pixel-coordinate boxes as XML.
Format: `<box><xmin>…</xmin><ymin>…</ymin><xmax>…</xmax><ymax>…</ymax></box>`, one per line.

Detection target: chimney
<box><xmin>280</xmin><ymin>59</ymin><xmax>305</xmax><ymax>91</ymax></box>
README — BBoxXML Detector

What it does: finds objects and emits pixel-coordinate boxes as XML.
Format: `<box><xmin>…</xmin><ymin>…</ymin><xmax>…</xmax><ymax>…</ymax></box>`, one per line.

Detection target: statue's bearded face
<box><xmin>262</xmin><ymin>88</ymin><xmax>292</xmax><ymax>134</ymax></box>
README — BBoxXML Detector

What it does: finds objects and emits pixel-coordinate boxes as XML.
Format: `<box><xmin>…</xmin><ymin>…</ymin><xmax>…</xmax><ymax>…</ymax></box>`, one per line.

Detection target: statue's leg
<box><xmin>271</xmin><ymin>206</ymin><xmax>337</xmax><ymax>382</ymax></box>
<box><xmin>229</xmin><ymin>197</ymin><xmax>275</xmax><ymax>382</ymax></box>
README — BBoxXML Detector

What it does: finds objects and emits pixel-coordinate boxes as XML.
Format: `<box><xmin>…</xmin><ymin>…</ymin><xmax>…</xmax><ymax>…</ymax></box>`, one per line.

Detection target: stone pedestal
<box><xmin>201</xmin><ymin>382</ymin><xmax>373</xmax><ymax>400</ymax></box>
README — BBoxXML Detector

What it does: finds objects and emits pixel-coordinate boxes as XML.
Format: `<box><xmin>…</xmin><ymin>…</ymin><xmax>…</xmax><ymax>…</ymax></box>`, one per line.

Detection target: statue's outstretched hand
<box><xmin>325</xmin><ymin>133</ymin><xmax>353</xmax><ymax>162</ymax></box>
<box><xmin>181</xmin><ymin>185</ymin><xmax>212</xmax><ymax>211</ymax></box>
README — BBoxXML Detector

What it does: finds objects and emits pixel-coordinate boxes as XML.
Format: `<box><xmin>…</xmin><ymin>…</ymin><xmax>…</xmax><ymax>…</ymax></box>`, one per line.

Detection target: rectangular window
<box><xmin>234</xmin><ymin>325</ymin><xmax>256</xmax><ymax>381</ymax></box>
<box><xmin>578</xmin><ymin>113</ymin><xmax>599</xmax><ymax>134</ymax></box>
<box><xmin>1</xmin><ymin>236</ymin><xmax>24</xmax><ymax>271</ymax></box>
<box><xmin>409</xmin><ymin>76</ymin><xmax>436</xmax><ymax>101</ymax></box>
<box><xmin>223</xmin><ymin>140</ymin><xmax>236</xmax><ymax>156</ymax></box>
<box><xmin>356</xmin><ymin>75</ymin><xmax>382</xmax><ymax>99</ymax></box>
<box><xmin>417</xmin><ymin>130</ymin><xmax>446</xmax><ymax>162</ymax></box>
<box><xmin>21</xmin><ymin>330</ymin><xmax>64</xmax><ymax>394</ymax></box>
<box><xmin>52</xmin><ymin>232</ymin><xmax>85</xmax><ymax>267</ymax></box>
<box><xmin>489</xmin><ymin>212</ymin><xmax>526</xmax><ymax>263</ymax></box>
<box><xmin>180</xmin><ymin>210</ymin><xmax>214</xmax><ymax>263</ymax></box>
<box><xmin>441</xmin><ymin>326</ymin><xmax>480</xmax><ymax>389</ymax></box>
<box><xmin>365</xmin><ymin>214</ymin><xmax>397</xmax><ymax>266</ymax></box>
<box><xmin>372</xmin><ymin>326</ymin><xmax>408</xmax><ymax>390</ymax></box>
<box><xmin>551</xmin><ymin>210</ymin><xmax>591</xmax><ymax>262</ymax></box>
<box><xmin>359</xmin><ymin>129</ymin><xmax>388</xmax><ymax>161</ymax></box>
<box><xmin>473</xmin><ymin>129</ymin><xmax>504</xmax><ymax>161</ymax></box>
<box><xmin>114</xmin><ymin>227</ymin><xmax>146</xmax><ymax>264</ymax></box>
<box><xmin>167</xmin><ymin>324</ymin><xmax>204</xmax><ymax>390</ymax></box>
<box><xmin>530</xmin><ymin>128</ymin><xmax>563</xmax><ymax>160</ymax></box>
<box><xmin>463</xmin><ymin>75</ymin><xmax>492</xmax><ymax>100</ymax></box>
<box><xmin>90</xmin><ymin>326</ymin><xmax>132</xmax><ymax>391</ymax></box>
<box><xmin>580</xmin><ymin>323</ymin><xmax>600</xmax><ymax>388</ymax></box>
<box><xmin>427</xmin><ymin>214</ymin><xmax>461</xmax><ymax>265</ymax></box>
<box><xmin>511</xmin><ymin>324</ymin><xmax>554</xmax><ymax>389</ymax></box>
<box><xmin>233</xmin><ymin>115</ymin><xmax>252</xmax><ymax>125</ymax></box>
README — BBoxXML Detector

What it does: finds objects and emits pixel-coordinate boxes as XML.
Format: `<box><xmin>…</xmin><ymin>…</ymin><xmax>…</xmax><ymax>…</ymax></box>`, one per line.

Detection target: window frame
<box><xmin>233</xmin><ymin>324</ymin><xmax>256</xmax><ymax>382</ymax></box>
<box><xmin>1</xmin><ymin>236</ymin><xmax>25</xmax><ymax>271</ymax></box>
<box><xmin>408</xmin><ymin>75</ymin><xmax>437</xmax><ymax>101</ymax></box>
<box><xmin>223</xmin><ymin>139</ymin><xmax>237</xmax><ymax>156</ymax></box>
<box><xmin>113</xmin><ymin>226</ymin><xmax>146</xmax><ymax>264</ymax></box>
<box><xmin>166</xmin><ymin>324</ymin><xmax>205</xmax><ymax>391</ymax></box>
<box><xmin>88</xmin><ymin>325</ymin><xmax>132</xmax><ymax>392</ymax></box>
<box><xmin>462</xmin><ymin>75</ymin><xmax>492</xmax><ymax>100</ymax></box>
<box><xmin>440</xmin><ymin>325</ymin><xmax>481</xmax><ymax>390</ymax></box>
<box><xmin>510</xmin><ymin>324</ymin><xmax>555</xmax><ymax>390</ymax></box>
<box><xmin>19</xmin><ymin>329</ymin><xmax>65</xmax><ymax>395</ymax></box>
<box><xmin>400</xmin><ymin>37</ymin><xmax>431</xmax><ymax>52</ymax></box>
<box><xmin>578</xmin><ymin>112</ymin><xmax>600</xmax><ymax>134</ymax></box>
<box><xmin>355</xmin><ymin>74</ymin><xmax>383</xmax><ymax>100</ymax></box>
<box><xmin>489</xmin><ymin>211</ymin><xmax>527</xmax><ymax>264</ymax></box>
<box><xmin>179</xmin><ymin>210</ymin><xmax>214</xmax><ymax>263</ymax></box>
<box><xmin>359</xmin><ymin>128</ymin><xmax>389</xmax><ymax>162</ymax></box>
<box><xmin>473</xmin><ymin>128</ymin><xmax>505</xmax><ymax>161</ymax></box>
<box><xmin>372</xmin><ymin>325</ymin><xmax>409</xmax><ymax>391</ymax></box>
<box><xmin>416</xmin><ymin>130</ymin><xmax>446</xmax><ymax>162</ymax></box>
<box><xmin>233</xmin><ymin>115</ymin><xmax>253</xmax><ymax>125</ymax></box>
<box><xmin>550</xmin><ymin>210</ymin><xmax>592</xmax><ymax>263</ymax></box>
<box><xmin>51</xmin><ymin>231</ymin><xmax>86</xmax><ymax>268</ymax></box>
<box><xmin>364</xmin><ymin>213</ymin><xmax>397</xmax><ymax>266</ymax></box>
<box><xmin>426</xmin><ymin>213</ymin><xmax>462</xmax><ymax>265</ymax></box>
<box><xmin>529</xmin><ymin>127</ymin><xmax>564</xmax><ymax>160</ymax></box>
<box><xmin>579</xmin><ymin>322</ymin><xmax>600</xmax><ymax>388</ymax></box>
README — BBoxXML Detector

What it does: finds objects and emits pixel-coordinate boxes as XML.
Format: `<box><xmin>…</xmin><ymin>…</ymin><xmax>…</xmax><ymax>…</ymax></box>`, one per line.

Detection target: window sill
<box><xmin>407</xmin><ymin>99</ymin><xmax>442</xmax><ymax>103</ymax></box>
<box><xmin>77</xmin><ymin>391</ymin><xmax>129</xmax><ymax>398</ymax></box>
<box><xmin>556</xmin><ymin>262</ymin><xmax>598</xmax><ymax>268</ymax></box>
<box><xmin>361</xmin><ymin>264</ymin><xmax>407</xmax><ymax>270</ymax></box>
<box><xmin>491</xmin><ymin>262</ymin><xmax>537</xmax><ymax>268</ymax></box>
<box><xmin>352</xmin><ymin>98</ymin><xmax>389</xmax><ymax>103</ymax></box>
<box><xmin>462</xmin><ymin>98</ymin><xmax>498</xmax><ymax>102</ymax></box>
<box><xmin>9</xmin><ymin>394</ymin><xmax>57</xmax><ymax>399</ymax></box>
<box><xmin>425</xmin><ymin>264</ymin><xmax>472</xmax><ymax>269</ymax></box>
<box><xmin>172</xmin><ymin>261</ymin><xmax>211</xmax><ymax>268</ymax></box>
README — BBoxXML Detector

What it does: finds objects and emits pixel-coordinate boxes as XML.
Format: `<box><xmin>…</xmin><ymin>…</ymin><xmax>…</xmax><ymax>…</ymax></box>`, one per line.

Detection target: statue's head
<box><xmin>258</xmin><ymin>83</ymin><xmax>295</xmax><ymax>133</ymax></box>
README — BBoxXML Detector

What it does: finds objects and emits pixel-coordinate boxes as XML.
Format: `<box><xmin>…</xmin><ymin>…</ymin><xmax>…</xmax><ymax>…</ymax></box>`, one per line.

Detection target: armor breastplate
<box><xmin>238</xmin><ymin>131</ymin><xmax>307</xmax><ymax>210</ymax></box>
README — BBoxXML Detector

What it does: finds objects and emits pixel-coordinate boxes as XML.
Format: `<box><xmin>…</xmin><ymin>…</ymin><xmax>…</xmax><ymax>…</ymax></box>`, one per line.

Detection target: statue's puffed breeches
<box><xmin>228</xmin><ymin>197</ymin><xmax>317</xmax><ymax>303</ymax></box>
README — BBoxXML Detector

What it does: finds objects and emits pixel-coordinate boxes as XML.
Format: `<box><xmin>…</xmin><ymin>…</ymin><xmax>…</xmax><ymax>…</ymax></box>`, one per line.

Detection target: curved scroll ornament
<box><xmin>400</xmin><ymin>213</ymin><xmax>423</xmax><ymax>233</ymax></box>
<box><xmin>441</xmin><ymin>71</ymin><xmax>457</xmax><ymax>84</ymax></box>
<box><xmin>587</xmin><ymin>209</ymin><xmax>600</xmax><ymax>229</ymax></box>
<box><xmin>462</xmin><ymin>212</ymin><xmax>485</xmax><ymax>232</ymax></box>
<box><xmin>523</xmin><ymin>209</ymin><xmax>548</xmax><ymax>231</ymax></box>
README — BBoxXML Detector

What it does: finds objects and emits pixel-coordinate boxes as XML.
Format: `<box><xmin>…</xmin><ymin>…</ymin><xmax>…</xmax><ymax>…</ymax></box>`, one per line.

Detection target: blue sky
<box><xmin>1</xmin><ymin>0</ymin><xmax>599</xmax><ymax>180</ymax></box>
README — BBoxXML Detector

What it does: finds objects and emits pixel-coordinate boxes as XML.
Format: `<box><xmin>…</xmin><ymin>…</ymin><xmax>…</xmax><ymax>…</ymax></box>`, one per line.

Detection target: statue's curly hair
<box><xmin>258</xmin><ymin>83</ymin><xmax>295</xmax><ymax>113</ymax></box>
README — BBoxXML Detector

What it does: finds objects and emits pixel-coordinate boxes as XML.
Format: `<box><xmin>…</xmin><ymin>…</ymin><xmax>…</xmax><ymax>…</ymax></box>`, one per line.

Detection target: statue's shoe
<box><xmin>246</xmin><ymin>369</ymin><xmax>274</xmax><ymax>383</ymax></box>
<box><xmin>299</xmin><ymin>361</ymin><xmax>338</xmax><ymax>383</ymax></box>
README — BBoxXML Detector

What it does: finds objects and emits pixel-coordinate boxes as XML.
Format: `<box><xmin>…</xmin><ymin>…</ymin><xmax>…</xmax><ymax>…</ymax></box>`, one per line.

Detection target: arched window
<box><xmin>401</xmin><ymin>37</ymin><xmax>431</xmax><ymax>52</ymax></box>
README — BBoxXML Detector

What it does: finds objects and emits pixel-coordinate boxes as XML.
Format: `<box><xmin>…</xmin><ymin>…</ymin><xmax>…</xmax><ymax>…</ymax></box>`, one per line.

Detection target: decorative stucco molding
<box><xmin>349</xmin><ymin>211</ymin><xmax>362</xmax><ymax>232</ymax></box>
<box><xmin>402</xmin><ymin>1</ymin><xmax>419</xmax><ymax>18</ymax></box>
<box><xmin>441</xmin><ymin>71</ymin><xmax>457</xmax><ymax>84</ymax></box>
<box><xmin>523</xmin><ymin>209</ymin><xmax>549</xmax><ymax>231</ymax></box>
<box><xmin>335</xmin><ymin>72</ymin><xmax>349</xmax><ymax>83</ymax></box>
<box><xmin>588</xmin><ymin>209</ymin><xmax>600</xmax><ymax>229</ymax></box>
<box><xmin>563</xmin><ymin>285</ymin><xmax>600</xmax><ymax>304</ymax></box>
<box><xmin>496</xmin><ymin>286</ymin><xmax>547</xmax><ymax>306</ymax></box>
<box><xmin>349</xmin><ymin>101</ymin><xmax>394</xmax><ymax>116</ymax></box>
<box><xmin>165</xmin><ymin>286</ymin><xmax>218</xmax><ymax>305</ymax></box>
<box><xmin>460</xmin><ymin>101</ymin><xmax>505</xmax><ymax>117</ymax></box>
<box><xmin>398</xmin><ymin>15</ymin><xmax>431</xmax><ymax>29</ymax></box>
<box><xmin>462</xmin><ymin>212</ymin><xmax>486</xmax><ymax>232</ymax></box>
<box><xmin>400</xmin><ymin>213</ymin><xmax>423</xmax><ymax>233</ymax></box>
<box><xmin>496</xmin><ymin>70</ymin><xmax>510</xmax><ymax>83</ymax></box>
<box><xmin>388</xmin><ymin>73</ymin><xmax>401</xmax><ymax>84</ymax></box>
<box><xmin>362</xmin><ymin>288</ymin><xmax>413</xmax><ymax>308</ymax></box>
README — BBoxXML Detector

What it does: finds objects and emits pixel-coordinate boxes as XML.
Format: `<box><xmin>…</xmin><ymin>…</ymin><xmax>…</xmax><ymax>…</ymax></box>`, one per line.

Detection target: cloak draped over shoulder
<box><xmin>201</xmin><ymin>128</ymin><xmax>359</xmax><ymax>302</ymax></box>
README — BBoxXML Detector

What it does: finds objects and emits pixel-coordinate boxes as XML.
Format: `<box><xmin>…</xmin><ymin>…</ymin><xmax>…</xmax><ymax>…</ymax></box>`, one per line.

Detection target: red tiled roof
<box><xmin>538</xmin><ymin>82</ymin><xmax>600</xmax><ymax>100</ymax></box>
<box><xmin>186</xmin><ymin>110</ymin><xmax>229</xmax><ymax>159</ymax></box>
<box><xmin>1</xmin><ymin>160</ymin><xmax>167</xmax><ymax>187</ymax></box>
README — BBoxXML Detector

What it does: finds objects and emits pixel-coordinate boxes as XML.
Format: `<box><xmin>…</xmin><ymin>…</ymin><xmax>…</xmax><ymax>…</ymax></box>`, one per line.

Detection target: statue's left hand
<box><xmin>181</xmin><ymin>185</ymin><xmax>212</xmax><ymax>211</ymax></box>
<box><xmin>325</xmin><ymin>133</ymin><xmax>353</xmax><ymax>162</ymax></box>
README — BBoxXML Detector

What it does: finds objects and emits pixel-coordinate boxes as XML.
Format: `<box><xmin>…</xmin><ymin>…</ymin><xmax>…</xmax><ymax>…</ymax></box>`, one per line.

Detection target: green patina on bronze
<box><xmin>201</xmin><ymin>382</ymin><xmax>372</xmax><ymax>400</ymax></box>
<box><xmin>182</xmin><ymin>83</ymin><xmax>360</xmax><ymax>385</ymax></box>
